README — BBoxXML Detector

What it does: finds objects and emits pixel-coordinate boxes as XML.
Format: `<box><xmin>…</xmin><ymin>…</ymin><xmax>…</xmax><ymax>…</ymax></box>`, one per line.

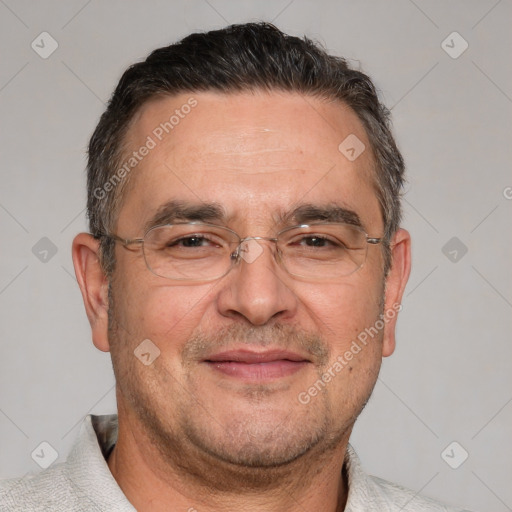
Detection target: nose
<box><xmin>216</xmin><ymin>239</ymin><xmax>298</xmax><ymax>326</ymax></box>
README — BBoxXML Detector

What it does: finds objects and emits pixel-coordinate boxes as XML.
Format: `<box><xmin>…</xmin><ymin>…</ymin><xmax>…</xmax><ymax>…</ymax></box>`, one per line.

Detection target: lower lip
<box><xmin>205</xmin><ymin>360</ymin><xmax>309</xmax><ymax>380</ymax></box>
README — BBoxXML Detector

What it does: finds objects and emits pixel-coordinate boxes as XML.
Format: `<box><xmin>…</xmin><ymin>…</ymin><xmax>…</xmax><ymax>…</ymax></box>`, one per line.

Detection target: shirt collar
<box><xmin>65</xmin><ymin>414</ymin><xmax>134</xmax><ymax>511</ymax></box>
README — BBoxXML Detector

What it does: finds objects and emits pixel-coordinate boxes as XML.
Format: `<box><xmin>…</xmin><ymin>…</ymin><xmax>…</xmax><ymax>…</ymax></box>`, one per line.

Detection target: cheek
<box><xmin>299</xmin><ymin>280</ymin><xmax>383</xmax><ymax>349</ymax></box>
<box><xmin>114</xmin><ymin>273</ymin><xmax>217</xmax><ymax>353</ymax></box>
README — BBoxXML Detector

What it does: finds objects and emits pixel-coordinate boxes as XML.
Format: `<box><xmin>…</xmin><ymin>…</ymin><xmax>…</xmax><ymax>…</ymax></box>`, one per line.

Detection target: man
<box><xmin>0</xmin><ymin>23</ymin><xmax>471</xmax><ymax>511</ymax></box>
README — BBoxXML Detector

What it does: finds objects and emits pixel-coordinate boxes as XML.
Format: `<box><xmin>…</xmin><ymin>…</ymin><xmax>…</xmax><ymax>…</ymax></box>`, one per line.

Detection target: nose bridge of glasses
<box><xmin>231</xmin><ymin>236</ymin><xmax>280</xmax><ymax>265</ymax></box>
<box><xmin>240</xmin><ymin>235</ymin><xmax>279</xmax><ymax>244</ymax></box>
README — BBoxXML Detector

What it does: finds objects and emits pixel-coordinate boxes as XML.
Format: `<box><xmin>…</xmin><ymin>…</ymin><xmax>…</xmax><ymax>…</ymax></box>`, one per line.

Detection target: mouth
<box><xmin>203</xmin><ymin>349</ymin><xmax>311</xmax><ymax>381</ymax></box>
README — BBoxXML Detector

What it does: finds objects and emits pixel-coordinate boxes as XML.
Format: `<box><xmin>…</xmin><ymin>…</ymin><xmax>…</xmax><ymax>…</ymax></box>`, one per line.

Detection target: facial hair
<box><xmin>107</xmin><ymin>282</ymin><xmax>385</xmax><ymax>491</ymax></box>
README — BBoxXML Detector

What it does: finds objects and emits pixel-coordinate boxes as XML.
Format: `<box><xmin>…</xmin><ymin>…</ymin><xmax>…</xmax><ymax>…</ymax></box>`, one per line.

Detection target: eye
<box><xmin>172</xmin><ymin>235</ymin><xmax>208</xmax><ymax>247</ymax></box>
<box><xmin>167</xmin><ymin>234</ymin><xmax>223</xmax><ymax>249</ymax></box>
<box><xmin>292</xmin><ymin>234</ymin><xmax>346</xmax><ymax>249</ymax></box>
<box><xmin>299</xmin><ymin>235</ymin><xmax>338</xmax><ymax>247</ymax></box>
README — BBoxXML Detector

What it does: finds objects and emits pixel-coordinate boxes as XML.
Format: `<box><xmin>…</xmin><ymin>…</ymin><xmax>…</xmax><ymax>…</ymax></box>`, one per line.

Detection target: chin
<box><xmin>182</xmin><ymin>401</ymin><xmax>336</xmax><ymax>468</ymax></box>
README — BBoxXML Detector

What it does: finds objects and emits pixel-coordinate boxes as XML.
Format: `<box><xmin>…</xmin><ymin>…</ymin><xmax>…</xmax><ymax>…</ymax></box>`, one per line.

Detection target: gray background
<box><xmin>1</xmin><ymin>1</ymin><xmax>511</xmax><ymax>510</ymax></box>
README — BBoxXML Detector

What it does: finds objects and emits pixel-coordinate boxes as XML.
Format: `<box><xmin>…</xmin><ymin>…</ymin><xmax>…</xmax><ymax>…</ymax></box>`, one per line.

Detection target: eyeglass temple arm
<box><xmin>99</xmin><ymin>233</ymin><xmax>144</xmax><ymax>247</ymax></box>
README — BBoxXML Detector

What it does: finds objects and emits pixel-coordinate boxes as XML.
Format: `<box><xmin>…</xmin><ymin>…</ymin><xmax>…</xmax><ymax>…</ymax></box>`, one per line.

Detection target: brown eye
<box><xmin>169</xmin><ymin>236</ymin><xmax>214</xmax><ymax>248</ymax></box>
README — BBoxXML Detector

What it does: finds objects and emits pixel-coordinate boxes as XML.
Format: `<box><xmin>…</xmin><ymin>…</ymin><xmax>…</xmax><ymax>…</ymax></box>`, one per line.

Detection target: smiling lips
<box><xmin>204</xmin><ymin>349</ymin><xmax>311</xmax><ymax>380</ymax></box>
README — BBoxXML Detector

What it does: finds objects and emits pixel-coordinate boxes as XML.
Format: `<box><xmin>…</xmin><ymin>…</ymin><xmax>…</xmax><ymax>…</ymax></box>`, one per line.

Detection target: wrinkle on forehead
<box><xmin>192</xmin><ymin>126</ymin><xmax>279</xmax><ymax>154</ymax></box>
<box><xmin>168</xmin><ymin>129</ymin><xmax>334</xmax><ymax>178</ymax></box>
<box><xmin>126</xmin><ymin>92</ymin><xmax>372</xmax><ymax>178</ymax></box>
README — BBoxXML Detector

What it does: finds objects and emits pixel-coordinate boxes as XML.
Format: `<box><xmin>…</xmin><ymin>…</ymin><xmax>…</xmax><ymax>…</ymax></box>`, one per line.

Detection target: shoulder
<box><xmin>344</xmin><ymin>445</ymin><xmax>474</xmax><ymax>512</ymax></box>
<box><xmin>367</xmin><ymin>475</ymin><xmax>473</xmax><ymax>512</ymax></box>
<box><xmin>0</xmin><ymin>463</ymin><xmax>98</xmax><ymax>512</ymax></box>
<box><xmin>0</xmin><ymin>415</ymin><xmax>122</xmax><ymax>512</ymax></box>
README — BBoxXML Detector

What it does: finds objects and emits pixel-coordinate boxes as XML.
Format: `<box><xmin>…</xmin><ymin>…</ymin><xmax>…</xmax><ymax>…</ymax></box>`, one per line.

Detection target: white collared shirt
<box><xmin>0</xmin><ymin>415</ymin><xmax>471</xmax><ymax>511</ymax></box>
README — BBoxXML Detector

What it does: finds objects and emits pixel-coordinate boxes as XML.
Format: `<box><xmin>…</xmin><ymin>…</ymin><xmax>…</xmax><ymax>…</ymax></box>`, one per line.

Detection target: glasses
<box><xmin>103</xmin><ymin>222</ymin><xmax>383</xmax><ymax>282</ymax></box>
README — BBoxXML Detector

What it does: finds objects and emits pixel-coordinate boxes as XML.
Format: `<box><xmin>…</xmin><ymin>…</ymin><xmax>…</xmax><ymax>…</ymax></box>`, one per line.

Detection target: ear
<box><xmin>381</xmin><ymin>228</ymin><xmax>411</xmax><ymax>357</ymax></box>
<box><xmin>72</xmin><ymin>233</ymin><xmax>111</xmax><ymax>352</ymax></box>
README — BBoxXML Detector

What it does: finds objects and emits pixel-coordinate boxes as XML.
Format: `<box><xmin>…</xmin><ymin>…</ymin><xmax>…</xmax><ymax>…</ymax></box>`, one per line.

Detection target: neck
<box><xmin>107</xmin><ymin>409</ymin><xmax>351</xmax><ymax>512</ymax></box>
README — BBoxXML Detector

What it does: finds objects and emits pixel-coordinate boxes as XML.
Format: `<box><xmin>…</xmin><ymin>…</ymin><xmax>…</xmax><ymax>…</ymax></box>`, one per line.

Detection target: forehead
<box><xmin>117</xmin><ymin>91</ymin><xmax>380</xmax><ymax>233</ymax></box>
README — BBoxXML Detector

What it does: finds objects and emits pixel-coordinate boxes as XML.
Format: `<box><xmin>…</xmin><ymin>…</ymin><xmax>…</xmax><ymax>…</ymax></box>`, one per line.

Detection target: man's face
<box><xmin>105</xmin><ymin>91</ymin><xmax>400</xmax><ymax>470</ymax></box>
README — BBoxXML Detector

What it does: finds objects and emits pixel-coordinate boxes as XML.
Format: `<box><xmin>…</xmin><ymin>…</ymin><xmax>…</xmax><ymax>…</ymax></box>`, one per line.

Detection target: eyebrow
<box><xmin>278</xmin><ymin>203</ymin><xmax>363</xmax><ymax>229</ymax></box>
<box><xmin>143</xmin><ymin>200</ymin><xmax>363</xmax><ymax>233</ymax></box>
<box><xmin>143</xmin><ymin>200</ymin><xmax>227</xmax><ymax>233</ymax></box>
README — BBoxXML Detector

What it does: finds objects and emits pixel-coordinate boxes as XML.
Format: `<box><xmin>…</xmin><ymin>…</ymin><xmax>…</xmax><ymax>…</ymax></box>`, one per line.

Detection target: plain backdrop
<box><xmin>1</xmin><ymin>1</ymin><xmax>511</xmax><ymax>511</ymax></box>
